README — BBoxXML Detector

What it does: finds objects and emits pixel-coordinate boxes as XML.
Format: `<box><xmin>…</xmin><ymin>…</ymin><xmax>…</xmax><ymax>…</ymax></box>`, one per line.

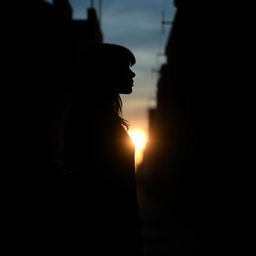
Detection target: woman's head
<box><xmin>77</xmin><ymin>43</ymin><xmax>136</xmax><ymax>95</ymax></box>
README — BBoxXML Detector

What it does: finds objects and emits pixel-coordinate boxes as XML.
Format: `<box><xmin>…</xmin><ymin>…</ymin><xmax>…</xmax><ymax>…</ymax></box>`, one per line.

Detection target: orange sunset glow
<box><xmin>128</xmin><ymin>129</ymin><xmax>147</xmax><ymax>169</ymax></box>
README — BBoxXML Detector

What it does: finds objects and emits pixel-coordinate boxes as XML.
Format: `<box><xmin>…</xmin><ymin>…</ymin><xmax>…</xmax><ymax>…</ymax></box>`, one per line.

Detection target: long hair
<box><xmin>114</xmin><ymin>95</ymin><xmax>129</xmax><ymax>130</ymax></box>
<box><xmin>76</xmin><ymin>43</ymin><xmax>136</xmax><ymax>130</ymax></box>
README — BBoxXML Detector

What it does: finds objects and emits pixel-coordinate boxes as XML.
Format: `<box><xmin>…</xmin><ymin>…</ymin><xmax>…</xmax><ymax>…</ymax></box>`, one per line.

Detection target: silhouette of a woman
<box><xmin>64</xmin><ymin>43</ymin><xmax>142</xmax><ymax>255</ymax></box>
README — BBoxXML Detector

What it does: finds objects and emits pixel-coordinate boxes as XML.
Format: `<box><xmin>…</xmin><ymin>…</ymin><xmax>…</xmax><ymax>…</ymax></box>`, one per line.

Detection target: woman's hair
<box><xmin>84</xmin><ymin>43</ymin><xmax>136</xmax><ymax>68</ymax></box>
<box><xmin>76</xmin><ymin>43</ymin><xmax>136</xmax><ymax>130</ymax></box>
<box><xmin>115</xmin><ymin>94</ymin><xmax>129</xmax><ymax>130</ymax></box>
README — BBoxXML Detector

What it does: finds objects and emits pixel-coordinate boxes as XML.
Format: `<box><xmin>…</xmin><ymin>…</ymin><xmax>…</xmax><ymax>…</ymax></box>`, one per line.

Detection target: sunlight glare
<box><xmin>128</xmin><ymin>129</ymin><xmax>147</xmax><ymax>169</ymax></box>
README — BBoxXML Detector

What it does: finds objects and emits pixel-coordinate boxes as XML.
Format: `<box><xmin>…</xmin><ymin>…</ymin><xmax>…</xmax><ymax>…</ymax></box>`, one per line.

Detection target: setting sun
<box><xmin>128</xmin><ymin>129</ymin><xmax>147</xmax><ymax>169</ymax></box>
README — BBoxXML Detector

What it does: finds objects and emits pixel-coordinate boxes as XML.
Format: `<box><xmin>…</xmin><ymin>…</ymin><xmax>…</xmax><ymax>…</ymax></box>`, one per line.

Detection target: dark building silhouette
<box><xmin>138</xmin><ymin>0</ymin><xmax>253</xmax><ymax>254</ymax></box>
<box><xmin>0</xmin><ymin>0</ymin><xmax>103</xmax><ymax>252</ymax></box>
<box><xmin>53</xmin><ymin>0</ymin><xmax>72</xmax><ymax>20</ymax></box>
<box><xmin>1</xmin><ymin>0</ymin><xmax>102</xmax><ymax>170</ymax></box>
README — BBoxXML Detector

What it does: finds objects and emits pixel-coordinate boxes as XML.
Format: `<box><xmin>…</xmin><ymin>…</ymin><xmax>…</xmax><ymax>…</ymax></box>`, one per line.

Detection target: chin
<box><xmin>119</xmin><ymin>88</ymin><xmax>133</xmax><ymax>94</ymax></box>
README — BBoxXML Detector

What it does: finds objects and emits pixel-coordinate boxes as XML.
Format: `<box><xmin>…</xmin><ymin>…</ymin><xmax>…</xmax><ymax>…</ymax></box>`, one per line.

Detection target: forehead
<box><xmin>104</xmin><ymin>57</ymin><xmax>131</xmax><ymax>67</ymax></box>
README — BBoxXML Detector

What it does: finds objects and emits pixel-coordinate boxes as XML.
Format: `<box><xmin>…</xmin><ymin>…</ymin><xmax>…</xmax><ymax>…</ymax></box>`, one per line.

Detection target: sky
<box><xmin>46</xmin><ymin>0</ymin><xmax>176</xmax><ymax>134</ymax></box>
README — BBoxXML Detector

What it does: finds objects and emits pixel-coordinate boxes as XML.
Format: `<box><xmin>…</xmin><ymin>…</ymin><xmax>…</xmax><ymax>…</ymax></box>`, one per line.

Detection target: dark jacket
<box><xmin>61</xmin><ymin>106</ymin><xmax>143</xmax><ymax>255</ymax></box>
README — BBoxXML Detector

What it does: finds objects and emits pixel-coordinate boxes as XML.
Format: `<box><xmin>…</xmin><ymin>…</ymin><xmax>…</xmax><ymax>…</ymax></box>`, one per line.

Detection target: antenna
<box><xmin>90</xmin><ymin>0</ymin><xmax>94</xmax><ymax>8</ymax></box>
<box><xmin>161</xmin><ymin>10</ymin><xmax>173</xmax><ymax>34</ymax></box>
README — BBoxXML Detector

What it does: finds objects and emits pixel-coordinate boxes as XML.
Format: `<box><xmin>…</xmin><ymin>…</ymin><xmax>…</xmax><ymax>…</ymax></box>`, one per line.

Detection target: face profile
<box><xmin>79</xmin><ymin>43</ymin><xmax>136</xmax><ymax>96</ymax></box>
<box><xmin>110</xmin><ymin>62</ymin><xmax>136</xmax><ymax>95</ymax></box>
